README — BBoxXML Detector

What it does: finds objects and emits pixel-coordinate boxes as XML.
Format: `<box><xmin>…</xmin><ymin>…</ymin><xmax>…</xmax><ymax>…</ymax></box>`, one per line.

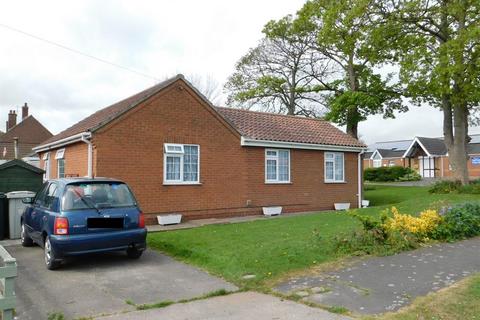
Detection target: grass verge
<box><xmin>366</xmin><ymin>274</ymin><xmax>480</xmax><ymax>320</ymax></box>
<box><xmin>132</xmin><ymin>288</ymin><xmax>234</xmax><ymax>311</ymax></box>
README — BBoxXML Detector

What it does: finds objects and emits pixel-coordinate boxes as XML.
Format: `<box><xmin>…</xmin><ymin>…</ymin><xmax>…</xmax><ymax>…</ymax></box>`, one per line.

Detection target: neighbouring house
<box><xmin>0</xmin><ymin>103</ymin><xmax>53</xmax><ymax>166</ymax></box>
<box><xmin>33</xmin><ymin>75</ymin><xmax>365</xmax><ymax>223</ymax></box>
<box><xmin>364</xmin><ymin>135</ymin><xmax>480</xmax><ymax>178</ymax></box>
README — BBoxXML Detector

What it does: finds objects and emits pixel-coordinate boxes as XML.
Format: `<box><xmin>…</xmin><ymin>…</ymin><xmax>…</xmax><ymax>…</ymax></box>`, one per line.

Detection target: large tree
<box><xmin>296</xmin><ymin>0</ymin><xmax>405</xmax><ymax>139</ymax></box>
<box><xmin>224</xmin><ymin>15</ymin><xmax>332</xmax><ymax>117</ymax></box>
<box><xmin>375</xmin><ymin>0</ymin><xmax>480</xmax><ymax>184</ymax></box>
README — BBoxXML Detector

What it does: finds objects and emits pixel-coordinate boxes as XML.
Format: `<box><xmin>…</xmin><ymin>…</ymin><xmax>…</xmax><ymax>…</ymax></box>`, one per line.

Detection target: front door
<box><xmin>419</xmin><ymin>156</ymin><xmax>435</xmax><ymax>178</ymax></box>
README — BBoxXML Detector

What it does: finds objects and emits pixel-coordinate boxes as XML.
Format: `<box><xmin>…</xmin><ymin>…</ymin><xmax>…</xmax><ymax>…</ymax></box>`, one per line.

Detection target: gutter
<box><xmin>33</xmin><ymin>132</ymin><xmax>92</xmax><ymax>153</ymax></box>
<box><xmin>241</xmin><ymin>137</ymin><xmax>365</xmax><ymax>153</ymax></box>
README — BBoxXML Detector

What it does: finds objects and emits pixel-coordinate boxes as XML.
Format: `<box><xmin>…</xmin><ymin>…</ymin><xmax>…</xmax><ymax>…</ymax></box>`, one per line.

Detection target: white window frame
<box><xmin>163</xmin><ymin>143</ymin><xmax>200</xmax><ymax>185</ymax></box>
<box><xmin>55</xmin><ymin>148</ymin><xmax>65</xmax><ymax>160</ymax></box>
<box><xmin>57</xmin><ymin>159</ymin><xmax>65</xmax><ymax>178</ymax></box>
<box><xmin>265</xmin><ymin>149</ymin><xmax>291</xmax><ymax>184</ymax></box>
<box><xmin>373</xmin><ymin>158</ymin><xmax>382</xmax><ymax>168</ymax></box>
<box><xmin>42</xmin><ymin>152</ymin><xmax>50</xmax><ymax>181</ymax></box>
<box><xmin>324</xmin><ymin>152</ymin><xmax>345</xmax><ymax>183</ymax></box>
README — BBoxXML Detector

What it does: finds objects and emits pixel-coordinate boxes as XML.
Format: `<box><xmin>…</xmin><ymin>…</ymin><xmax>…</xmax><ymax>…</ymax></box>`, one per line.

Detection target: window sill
<box><xmin>163</xmin><ymin>182</ymin><xmax>202</xmax><ymax>186</ymax></box>
<box><xmin>324</xmin><ymin>181</ymin><xmax>347</xmax><ymax>184</ymax></box>
<box><xmin>265</xmin><ymin>181</ymin><xmax>292</xmax><ymax>185</ymax></box>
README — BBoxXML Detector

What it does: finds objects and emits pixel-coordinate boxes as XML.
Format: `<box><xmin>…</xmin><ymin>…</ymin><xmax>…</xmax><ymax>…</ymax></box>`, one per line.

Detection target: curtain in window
<box><xmin>266</xmin><ymin>159</ymin><xmax>277</xmax><ymax>180</ymax></box>
<box><xmin>183</xmin><ymin>145</ymin><xmax>199</xmax><ymax>182</ymax></box>
<box><xmin>166</xmin><ymin>156</ymin><xmax>181</xmax><ymax>180</ymax></box>
<box><xmin>334</xmin><ymin>153</ymin><xmax>344</xmax><ymax>181</ymax></box>
<box><xmin>278</xmin><ymin>150</ymin><xmax>289</xmax><ymax>181</ymax></box>
<box><xmin>325</xmin><ymin>161</ymin><xmax>334</xmax><ymax>180</ymax></box>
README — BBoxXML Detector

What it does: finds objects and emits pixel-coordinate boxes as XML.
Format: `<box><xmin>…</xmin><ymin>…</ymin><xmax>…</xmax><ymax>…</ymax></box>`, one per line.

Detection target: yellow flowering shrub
<box><xmin>384</xmin><ymin>207</ymin><xmax>442</xmax><ymax>236</ymax></box>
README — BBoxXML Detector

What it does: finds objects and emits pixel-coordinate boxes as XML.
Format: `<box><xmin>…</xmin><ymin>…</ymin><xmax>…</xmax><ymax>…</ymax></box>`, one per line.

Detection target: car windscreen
<box><xmin>62</xmin><ymin>182</ymin><xmax>136</xmax><ymax>211</ymax></box>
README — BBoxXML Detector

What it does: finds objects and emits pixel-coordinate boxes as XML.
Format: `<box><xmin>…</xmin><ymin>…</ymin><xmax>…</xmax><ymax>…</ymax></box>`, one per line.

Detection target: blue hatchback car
<box><xmin>21</xmin><ymin>178</ymin><xmax>147</xmax><ymax>270</ymax></box>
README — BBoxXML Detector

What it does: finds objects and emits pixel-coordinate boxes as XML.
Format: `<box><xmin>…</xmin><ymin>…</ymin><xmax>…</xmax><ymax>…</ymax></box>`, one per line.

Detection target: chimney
<box><xmin>22</xmin><ymin>103</ymin><xmax>29</xmax><ymax>120</ymax></box>
<box><xmin>7</xmin><ymin>110</ymin><xmax>17</xmax><ymax>131</ymax></box>
<box><xmin>13</xmin><ymin>137</ymin><xmax>19</xmax><ymax>159</ymax></box>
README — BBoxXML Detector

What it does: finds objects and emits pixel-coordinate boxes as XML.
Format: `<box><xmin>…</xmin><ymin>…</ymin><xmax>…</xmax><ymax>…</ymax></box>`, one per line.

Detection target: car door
<box><xmin>27</xmin><ymin>182</ymin><xmax>49</xmax><ymax>242</ymax></box>
<box><xmin>34</xmin><ymin>183</ymin><xmax>60</xmax><ymax>239</ymax></box>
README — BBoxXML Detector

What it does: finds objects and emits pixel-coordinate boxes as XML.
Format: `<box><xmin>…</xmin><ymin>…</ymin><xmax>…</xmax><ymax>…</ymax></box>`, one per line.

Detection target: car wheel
<box><xmin>126</xmin><ymin>247</ymin><xmax>143</xmax><ymax>259</ymax></box>
<box><xmin>44</xmin><ymin>236</ymin><xmax>60</xmax><ymax>270</ymax></box>
<box><xmin>21</xmin><ymin>223</ymin><xmax>34</xmax><ymax>247</ymax></box>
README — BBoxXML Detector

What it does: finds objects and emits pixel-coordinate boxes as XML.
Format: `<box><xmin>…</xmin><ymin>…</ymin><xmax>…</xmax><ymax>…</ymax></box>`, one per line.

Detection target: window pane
<box><xmin>58</xmin><ymin>159</ymin><xmax>65</xmax><ymax>178</ymax></box>
<box><xmin>325</xmin><ymin>161</ymin><xmax>334</xmax><ymax>180</ymax></box>
<box><xmin>278</xmin><ymin>150</ymin><xmax>289</xmax><ymax>181</ymax></box>
<box><xmin>334</xmin><ymin>153</ymin><xmax>344</xmax><ymax>181</ymax></box>
<box><xmin>266</xmin><ymin>150</ymin><xmax>277</xmax><ymax>156</ymax></box>
<box><xmin>266</xmin><ymin>159</ymin><xmax>277</xmax><ymax>180</ymax></box>
<box><xmin>183</xmin><ymin>145</ymin><xmax>199</xmax><ymax>182</ymax></box>
<box><xmin>166</xmin><ymin>156</ymin><xmax>181</xmax><ymax>180</ymax></box>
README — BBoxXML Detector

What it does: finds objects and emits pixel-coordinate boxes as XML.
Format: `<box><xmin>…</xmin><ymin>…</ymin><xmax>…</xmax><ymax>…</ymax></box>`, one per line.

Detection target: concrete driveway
<box><xmin>100</xmin><ymin>292</ymin><xmax>352</xmax><ymax>320</ymax></box>
<box><xmin>7</xmin><ymin>245</ymin><xmax>237</xmax><ymax>320</ymax></box>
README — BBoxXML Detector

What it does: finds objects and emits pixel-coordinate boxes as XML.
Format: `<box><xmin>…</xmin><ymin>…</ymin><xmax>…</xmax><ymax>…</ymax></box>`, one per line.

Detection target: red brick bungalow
<box><xmin>33</xmin><ymin>75</ymin><xmax>366</xmax><ymax>223</ymax></box>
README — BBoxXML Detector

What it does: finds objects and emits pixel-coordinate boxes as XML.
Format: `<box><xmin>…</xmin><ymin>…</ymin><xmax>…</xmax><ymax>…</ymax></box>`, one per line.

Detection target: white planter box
<box><xmin>362</xmin><ymin>200</ymin><xmax>370</xmax><ymax>208</ymax></box>
<box><xmin>157</xmin><ymin>214</ymin><xmax>182</xmax><ymax>225</ymax></box>
<box><xmin>263</xmin><ymin>206</ymin><xmax>282</xmax><ymax>216</ymax></box>
<box><xmin>334</xmin><ymin>203</ymin><xmax>351</xmax><ymax>211</ymax></box>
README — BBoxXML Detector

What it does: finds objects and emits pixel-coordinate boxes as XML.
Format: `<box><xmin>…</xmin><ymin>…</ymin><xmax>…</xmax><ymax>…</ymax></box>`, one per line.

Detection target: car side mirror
<box><xmin>22</xmin><ymin>197</ymin><xmax>34</xmax><ymax>204</ymax></box>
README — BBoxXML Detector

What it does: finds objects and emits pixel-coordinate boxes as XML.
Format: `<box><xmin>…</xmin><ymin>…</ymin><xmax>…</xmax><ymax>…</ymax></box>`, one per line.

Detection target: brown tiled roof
<box><xmin>0</xmin><ymin>116</ymin><xmax>53</xmax><ymax>160</ymax></box>
<box><xmin>39</xmin><ymin>74</ymin><xmax>364</xmax><ymax>149</ymax></box>
<box><xmin>39</xmin><ymin>75</ymin><xmax>182</xmax><ymax>146</ymax></box>
<box><xmin>216</xmin><ymin>107</ymin><xmax>365</xmax><ymax>148</ymax></box>
<box><xmin>0</xmin><ymin>116</ymin><xmax>52</xmax><ymax>144</ymax></box>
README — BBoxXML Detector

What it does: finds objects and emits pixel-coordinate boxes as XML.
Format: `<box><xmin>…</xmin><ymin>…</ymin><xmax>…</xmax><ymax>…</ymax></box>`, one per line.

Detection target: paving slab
<box><xmin>7</xmin><ymin>245</ymin><xmax>237</xmax><ymax>320</ymax></box>
<box><xmin>98</xmin><ymin>292</ymin><xmax>352</xmax><ymax>320</ymax></box>
<box><xmin>275</xmin><ymin>237</ymin><xmax>480</xmax><ymax>315</ymax></box>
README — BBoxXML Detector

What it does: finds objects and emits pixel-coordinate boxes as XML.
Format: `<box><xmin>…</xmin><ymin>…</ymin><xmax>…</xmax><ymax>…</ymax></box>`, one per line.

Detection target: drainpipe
<box><xmin>358</xmin><ymin>150</ymin><xmax>365</xmax><ymax>208</ymax></box>
<box><xmin>81</xmin><ymin>134</ymin><xmax>93</xmax><ymax>178</ymax></box>
<box><xmin>13</xmin><ymin>137</ymin><xmax>19</xmax><ymax>159</ymax></box>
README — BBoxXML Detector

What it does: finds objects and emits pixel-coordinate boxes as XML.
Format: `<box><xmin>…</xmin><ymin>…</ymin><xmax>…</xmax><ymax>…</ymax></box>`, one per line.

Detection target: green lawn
<box><xmin>148</xmin><ymin>185</ymin><xmax>479</xmax><ymax>288</ymax></box>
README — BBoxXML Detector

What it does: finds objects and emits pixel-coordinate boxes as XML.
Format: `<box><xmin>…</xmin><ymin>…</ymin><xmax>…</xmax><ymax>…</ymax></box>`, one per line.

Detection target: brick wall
<box><xmin>363</xmin><ymin>157</ymin><xmax>405</xmax><ymax>168</ymax></box>
<box><xmin>38</xmin><ymin>142</ymin><xmax>88</xmax><ymax>179</ymax></box>
<box><xmin>90</xmin><ymin>83</ymin><xmax>360</xmax><ymax>222</ymax></box>
<box><xmin>440</xmin><ymin>155</ymin><xmax>480</xmax><ymax>178</ymax></box>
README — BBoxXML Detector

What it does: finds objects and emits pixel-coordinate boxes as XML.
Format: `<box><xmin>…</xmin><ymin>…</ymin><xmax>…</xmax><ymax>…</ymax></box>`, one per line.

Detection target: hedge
<box><xmin>364</xmin><ymin>166</ymin><xmax>413</xmax><ymax>182</ymax></box>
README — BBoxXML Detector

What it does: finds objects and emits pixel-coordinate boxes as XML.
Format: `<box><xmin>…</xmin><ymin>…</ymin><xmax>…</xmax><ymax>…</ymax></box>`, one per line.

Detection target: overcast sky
<box><xmin>1</xmin><ymin>0</ymin><xmax>479</xmax><ymax>145</ymax></box>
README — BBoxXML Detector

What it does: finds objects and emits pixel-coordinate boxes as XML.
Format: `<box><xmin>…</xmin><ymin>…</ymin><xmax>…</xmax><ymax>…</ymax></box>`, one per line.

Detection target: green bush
<box><xmin>398</xmin><ymin>171</ymin><xmax>422</xmax><ymax>181</ymax></box>
<box><xmin>364</xmin><ymin>166</ymin><xmax>413</xmax><ymax>182</ymax></box>
<box><xmin>335</xmin><ymin>211</ymin><xmax>420</xmax><ymax>256</ymax></box>
<box><xmin>429</xmin><ymin>179</ymin><xmax>480</xmax><ymax>194</ymax></box>
<box><xmin>434</xmin><ymin>203</ymin><xmax>480</xmax><ymax>240</ymax></box>
<box><xmin>429</xmin><ymin>180</ymin><xmax>462</xmax><ymax>194</ymax></box>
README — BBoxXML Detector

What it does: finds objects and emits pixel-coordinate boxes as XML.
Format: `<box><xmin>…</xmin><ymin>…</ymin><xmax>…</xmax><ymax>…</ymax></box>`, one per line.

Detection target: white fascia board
<box><xmin>402</xmin><ymin>137</ymin><xmax>432</xmax><ymax>158</ymax></box>
<box><xmin>370</xmin><ymin>149</ymin><xmax>383</xmax><ymax>160</ymax></box>
<box><xmin>33</xmin><ymin>132</ymin><xmax>92</xmax><ymax>153</ymax></box>
<box><xmin>241</xmin><ymin>137</ymin><xmax>365</xmax><ymax>153</ymax></box>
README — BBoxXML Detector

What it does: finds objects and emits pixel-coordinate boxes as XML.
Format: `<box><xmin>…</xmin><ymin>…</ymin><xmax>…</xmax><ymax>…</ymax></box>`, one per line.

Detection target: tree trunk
<box><xmin>439</xmin><ymin>2</ymin><xmax>469</xmax><ymax>185</ymax></box>
<box><xmin>346</xmin><ymin>55</ymin><xmax>359</xmax><ymax>139</ymax></box>
<box><xmin>346</xmin><ymin>107</ymin><xmax>359</xmax><ymax>139</ymax></box>
<box><xmin>448</xmin><ymin>4</ymin><xmax>469</xmax><ymax>185</ymax></box>
<box><xmin>450</xmin><ymin>105</ymin><xmax>470</xmax><ymax>184</ymax></box>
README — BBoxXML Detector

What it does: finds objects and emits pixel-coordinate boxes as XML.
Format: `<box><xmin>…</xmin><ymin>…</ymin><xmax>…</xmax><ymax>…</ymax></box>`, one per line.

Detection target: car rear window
<box><xmin>62</xmin><ymin>182</ymin><xmax>136</xmax><ymax>211</ymax></box>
